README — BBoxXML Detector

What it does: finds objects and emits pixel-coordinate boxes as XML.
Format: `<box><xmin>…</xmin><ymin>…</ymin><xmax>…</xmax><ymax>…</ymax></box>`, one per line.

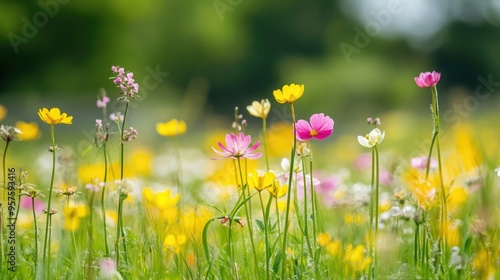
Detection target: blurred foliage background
<box><xmin>1</xmin><ymin>0</ymin><xmax>500</xmax><ymax>146</ymax></box>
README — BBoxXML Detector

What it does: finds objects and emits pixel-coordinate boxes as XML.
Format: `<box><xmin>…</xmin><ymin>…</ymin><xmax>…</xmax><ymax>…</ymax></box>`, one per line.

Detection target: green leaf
<box><xmin>255</xmin><ymin>218</ymin><xmax>265</xmax><ymax>232</ymax></box>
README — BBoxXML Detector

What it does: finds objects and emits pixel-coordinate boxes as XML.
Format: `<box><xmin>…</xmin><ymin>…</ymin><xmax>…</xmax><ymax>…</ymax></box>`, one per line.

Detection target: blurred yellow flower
<box><xmin>63</xmin><ymin>204</ymin><xmax>88</xmax><ymax>231</ymax></box>
<box><xmin>265</xmin><ymin>122</ymin><xmax>293</xmax><ymax>158</ymax></box>
<box><xmin>246</xmin><ymin>99</ymin><xmax>271</xmax><ymax>119</ymax></box>
<box><xmin>447</xmin><ymin>187</ymin><xmax>467</xmax><ymax>213</ymax></box>
<box><xmin>247</xmin><ymin>170</ymin><xmax>275</xmax><ymax>192</ymax></box>
<box><xmin>273</xmin><ymin>83</ymin><xmax>304</xmax><ymax>104</ymax></box>
<box><xmin>131</xmin><ymin>148</ymin><xmax>152</xmax><ymax>176</ymax></box>
<box><xmin>268</xmin><ymin>180</ymin><xmax>288</xmax><ymax>199</ymax></box>
<box><xmin>445</xmin><ymin>222</ymin><xmax>460</xmax><ymax>248</ymax></box>
<box><xmin>403</xmin><ymin>168</ymin><xmax>438</xmax><ymax>210</ymax></box>
<box><xmin>344</xmin><ymin>244</ymin><xmax>371</xmax><ymax>272</ymax></box>
<box><xmin>473</xmin><ymin>248</ymin><xmax>496</xmax><ymax>279</ymax></box>
<box><xmin>326</xmin><ymin>239</ymin><xmax>342</xmax><ymax>257</ymax></box>
<box><xmin>38</xmin><ymin>107</ymin><xmax>73</xmax><ymax>125</ymax></box>
<box><xmin>156</xmin><ymin>119</ymin><xmax>186</xmax><ymax>137</ymax></box>
<box><xmin>0</xmin><ymin>104</ymin><xmax>6</xmax><ymax>121</ymax></box>
<box><xmin>345</xmin><ymin>213</ymin><xmax>364</xmax><ymax>224</ymax></box>
<box><xmin>143</xmin><ymin>187</ymin><xmax>180</xmax><ymax>210</ymax></box>
<box><xmin>15</xmin><ymin>121</ymin><xmax>41</xmax><ymax>140</ymax></box>
<box><xmin>143</xmin><ymin>187</ymin><xmax>180</xmax><ymax>223</ymax></box>
<box><xmin>180</xmin><ymin>206</ymin><xmax>213</xmax><ymax>243</ymax></box>
<box><xmin>163</xmin><ymin>233</ymin><xmax>187</xmax><ymax>254</ymax></box>
<box><xmin>317</xmin><ymin>232</ymin><xmax>331</xmax><ymax>247</ymax></box>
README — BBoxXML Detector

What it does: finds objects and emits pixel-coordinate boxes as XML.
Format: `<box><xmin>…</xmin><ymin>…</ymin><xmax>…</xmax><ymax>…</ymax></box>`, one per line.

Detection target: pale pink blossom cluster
<box><xmin>97</xmin><ymin>96</ymin><xmax>110</xmax><ymax>108</ymax></box>
<box><xmin>111</xmin><ymin>65</ymin><xmax>139</xmax><ymax>99</ymax></box>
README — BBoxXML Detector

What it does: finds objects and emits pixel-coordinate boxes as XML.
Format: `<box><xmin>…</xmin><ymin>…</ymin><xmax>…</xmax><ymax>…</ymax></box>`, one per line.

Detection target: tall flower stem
<box><xmin>1</xmin><ymin>140</ymin><xmax>9</xmax><ymax>270</ymax></box>
<box><xmin>42</xmin><ymin>124</ymin><xmax>56</xmax><ymax>279</ymax></box>
<box><xmin>374</xmin><ymin>146</ymin><xmax>380</xmax><ymax>279</ymax></box>
<box><xmin>236</xmin><ymin>158</ymin><xmax>258</xmax><ymax>274</ymax></box>
<box><xmin>101</xmin><ymin>142</ymin><xmax>109</xmax><ymax>257</ymax></box>
<box><xmin>32</xmin><ymin>196</ymin><xmax>39</xmax><ymax>274</ymax></box>
<box><xmin>258</xmin><ymin>192</ymin><xmax>270</xmax><ymax>280</ymax></box>
<box><xmin>425</xmin><ymin>85</ymin><xmax>447</xmax><ymax>270</ymax></box>
<box><xmin>300</xmin><ymin>157</ymin><xmax>313</xmax><ymax>258</ymax></box>
<box><xmin>116</xmin><ymin>100</ymin><xmax>130</xmax><ymax>267</ymax></box>
<box><xmin>87</xmin><ymin>190</ymin><xmax>95</xmax><ymax>278</ymax></box>
<box><xmin>281</xmin><ymin>103</ymin><xmax>297</xmax><ymax>279</ymax></box>
<box><xmin>307</xmin><ymin>152</ymin><xmax>322</xmax><ymax>280</ymax></box>
<box><xmin>368</xmin><ymin>145</ymin><xmax>380</xmax><ymax>280</ymax></box>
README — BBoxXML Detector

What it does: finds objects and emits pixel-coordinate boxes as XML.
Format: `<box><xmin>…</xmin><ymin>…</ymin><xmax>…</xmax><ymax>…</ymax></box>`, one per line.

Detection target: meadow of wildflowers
<box><xmin>0</xmin><ymin>68</ymin><xmax>499</xmax><ymax>280</ymax></box>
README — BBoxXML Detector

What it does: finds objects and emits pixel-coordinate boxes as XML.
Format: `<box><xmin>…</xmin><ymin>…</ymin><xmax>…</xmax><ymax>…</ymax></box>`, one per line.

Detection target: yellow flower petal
<box><xmin>16</xmin><ymin>121</ymin><xmax>41</xmax><ymax>140</ymax></box>
<box><xmin>38</xmin><ymin>107</ymin><xmax>73</xmax><ymax>125</ymax></box>
<box><xmin>156</xmin><ymin>119</ymin><xmax>187</xmax><ymax>137</ymax></box>
<box><xmin>273</xmin><ymin>84</ymin><xmax>304</xmax><ymax>104</ymax></box>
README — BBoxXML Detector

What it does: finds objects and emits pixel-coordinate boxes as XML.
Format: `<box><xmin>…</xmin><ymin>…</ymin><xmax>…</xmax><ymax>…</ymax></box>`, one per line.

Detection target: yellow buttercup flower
<box><xmin>273</xmin><ymin>83</ymin><xmax>304</xmax><ymax>104</ymax></box>
<box><xmin>63</xmin><ymin>204</ymin><xmax>88</xmax><ymax>231</ymax></box>
<box><xmin>317</xmin><ymin>232</ymin><xmax>331</xmax><ymax>247</ymax></box>
<box><xmin>16</xmin><ymin>121</ymin><xmax>41</xmax><ymax>140</ymax></box>
<box><xmin>163</xmin><ymin>233</ymin><xmax>187</xmax><ymax>254</ymax></box>
<box><xmin>156</xmin><ymin>119</ymin><xmax>187</xmax><ymax>137</ymax></box>
<box><xmin>38</xmin><ymin>108</ymin><xmax>73</xmax><ymax>125</ymax></box>
<box><xmin>268</xmin><ymin>180</ymin><xmax>288</xmax><ymax>198</ymax></box>
<box><xmin>247</xmin><ymin>170</ymin><xmax>275</xmax><ymax>192</ymax></box>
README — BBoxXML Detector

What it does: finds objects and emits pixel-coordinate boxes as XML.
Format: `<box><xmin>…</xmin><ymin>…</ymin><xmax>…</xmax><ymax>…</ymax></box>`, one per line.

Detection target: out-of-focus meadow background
<box><xmin>2</xmin><ymin>2</ymin><xmax>500</xmax><ymax>279</ymax></box>
<box><xmin>1</xmin><ymin>0</ymin><xmax>500</xmax><ymax>165</ymax></box>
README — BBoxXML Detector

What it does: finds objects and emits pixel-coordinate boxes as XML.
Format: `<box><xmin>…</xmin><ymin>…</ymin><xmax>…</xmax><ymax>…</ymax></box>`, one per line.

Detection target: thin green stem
<box><xmin>368</xmin><ymin>146</ymin><xmax>375</xmax><ymax>280</ymax></box>
<box><xmin>301</xmin><ymin>156</ymin><xmax>313</xmax><ymax>257</ymax></box>
<box><xmin>101</xmin><ymin>142</ymin><xmax>109</xmax><ymax>257</ymax></box>
<box><xmin>42</xmin><ymin>124</ymin><xmax>56</xmax><ymax>279</ymax></box>
<box><xmin>1</xmin><ymin>140</ymin><xmax>9</xmax><ymax>270</ymax></box>
<box><xmin>436</xmin><ymin>137</ymin><xmax>447</xmax><ymax>270</ymax></box>
<box><xmin>32</xmin><ymin>196</ymin><xmax>38</xmax><ymax>274</ymax></box>
<box><xmin>262</xmin><ymin>118</ymin><xmax>270</xmax><ymax>172</ymax></box>
<box><xmin>237</xmin><ymin>158</ymin><xmax>258</xmax><ymax>275</ymax></box>
<box><xmin>374</xmin><ymin>145</ymin><xmax>380</xmax><ymax>279</ymax></box>
<box><xmin>414</xmin><ymin>223</ymin><xmax>419</xmax><ymax>266</ymax></box>
<box><xmin>3</xmin><ymin>140</ymin><xmax>9</xmax><ymax>204</ymax></box>
<box><xmin>308</xmin><ymin>152</ymin><xmax>321</xmax><ymax>280</ymax></box>
<box><xmin>87</xmin><ymin>190</ymin><xmax>95</xmax><ymax>279</ymax></box>
<box><xmin>258</xmin><ymin>192</ymin><xmax>270</xmax><ymax>280</ymax></box>
<box><xmin>281</xmin><ymin>103</ymin><xmax>297</xmax><ymax>279</ymax></box>
<box><xmin>173</xmin><ymin>136</ymin><xmax>183</xmax><ymax>208</ymax></box>
<box><xmin>116</xmin><ymin>100</ymin><xmax>130</xmax><ymax>268</ymax></box>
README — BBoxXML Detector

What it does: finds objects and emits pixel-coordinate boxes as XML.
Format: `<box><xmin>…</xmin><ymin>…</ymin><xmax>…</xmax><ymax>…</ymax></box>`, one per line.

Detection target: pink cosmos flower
<box><xmin>212</xmin><ymin>132</ymin><xmax>262</xmax><ymax>159</ymax></box>
<box><xmin>295</xmin><ymin>113</ymin><xmax>334</xmax><ymax>141</ymax></box>
<box><xmin>414</xmin><ymin>71</ymin><xmax>441</xmax><ymax>88</ymax></box>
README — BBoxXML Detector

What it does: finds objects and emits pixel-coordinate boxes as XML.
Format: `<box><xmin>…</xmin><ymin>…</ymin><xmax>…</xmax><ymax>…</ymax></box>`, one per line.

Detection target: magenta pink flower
<box><xmin>212</xmin><ymin>132</ymin><xmax>262</xmax><ymax>159</ymax></box>
<box><xmin>414</xmin><ymin>71</ymin><xmax>441</xmax><ymax>88</ymax></box>
<box><xmin>295</xmin><ymin>113</ymin><xmax>334</xmax><ymax>141</ymax></box>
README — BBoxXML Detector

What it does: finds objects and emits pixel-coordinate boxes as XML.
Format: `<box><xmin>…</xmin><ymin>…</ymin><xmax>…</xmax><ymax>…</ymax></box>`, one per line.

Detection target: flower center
<box><xmin>310</xmin><ymin>129</ymin><xmax>318</xmax><ymax>137</ymax></box>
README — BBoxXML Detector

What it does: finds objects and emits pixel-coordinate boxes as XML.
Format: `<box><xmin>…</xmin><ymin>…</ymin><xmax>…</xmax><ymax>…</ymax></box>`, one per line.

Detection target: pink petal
<box><xmin>295</xmin><ymin>120</ymin><xmax>312</xmax><ymax>141</ymax></box>
<box><xmin>315</xmin><ymin>128</ymin><xmax>333</xmax><ymax>140</ymax></box>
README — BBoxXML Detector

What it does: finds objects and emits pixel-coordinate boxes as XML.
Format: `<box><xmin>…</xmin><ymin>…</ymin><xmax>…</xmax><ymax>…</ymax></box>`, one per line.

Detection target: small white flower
<box><xmin>357</xmin><ymin>128</ymin><xmax>385</xmax><ymax>148</ymax></box>
<box><xmin>402</xmin><ymin>205</ymin><xmax>416</xmax><ymax>219</ymax></box>
<box><xmin>494</xmin><ymin>167</ymin><xmax>500</xmax><ymax>177</ymax></box>
<box><xmin>281</xmin><ymin>157</ymin><xmax>302</xmax><ymax>173</ymax></box>
<box><xmin>246</xmin><ymin>99</ymin><xmax>271</xmax><ymax>119</ymax></box>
